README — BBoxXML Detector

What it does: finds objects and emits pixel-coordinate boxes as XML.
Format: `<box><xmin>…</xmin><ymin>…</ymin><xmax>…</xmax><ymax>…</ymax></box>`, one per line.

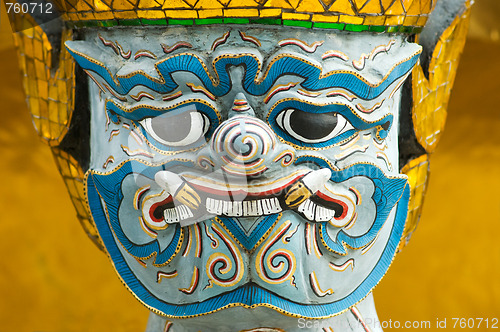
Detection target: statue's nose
<box><xmin>210</xmin><ymin>94</ymin><xmax>276</xmax><ymax>177</ymax></box>
<box><xmin>227</xmin><ymin>92</ymin><xmax>255</xmax><ymax>118</ymax></box>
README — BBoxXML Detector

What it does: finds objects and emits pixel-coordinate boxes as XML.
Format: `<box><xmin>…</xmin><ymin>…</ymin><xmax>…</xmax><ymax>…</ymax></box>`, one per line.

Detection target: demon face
<box><xmin>66</xmin><ymin>25</ymin><xmax>419</xmax><ymax>319</ymax></box>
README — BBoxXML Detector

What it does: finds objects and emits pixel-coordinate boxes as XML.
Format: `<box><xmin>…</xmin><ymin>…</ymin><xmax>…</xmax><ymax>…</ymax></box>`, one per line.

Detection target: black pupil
<box><xmin>289</xmin><ymin>109</ymin><xmax>338</xmax><ymax>140</ymax></box>
<box><xmin>151</xmin><ymin>112</ymin><xmax>193</xmax><ymax>142</ymax></box>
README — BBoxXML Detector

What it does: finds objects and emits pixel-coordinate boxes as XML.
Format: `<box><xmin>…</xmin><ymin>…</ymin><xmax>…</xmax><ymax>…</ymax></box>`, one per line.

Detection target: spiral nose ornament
<box><xmin>211</xmin><ymin>115</ymin><xmax>277</xmax><ymax>177</ymax></box>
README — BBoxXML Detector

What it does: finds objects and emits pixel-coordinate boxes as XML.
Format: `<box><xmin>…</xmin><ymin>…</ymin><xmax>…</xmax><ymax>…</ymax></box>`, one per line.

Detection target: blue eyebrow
<box><xmin>67</xmin><ymin>43</ymin><xmax>420</xmax><ymax>100</ymax></box>
<box><xmin>105</xmin><ymin>99</ymin><xmax>220</xmax><ymax>123</ymax></box>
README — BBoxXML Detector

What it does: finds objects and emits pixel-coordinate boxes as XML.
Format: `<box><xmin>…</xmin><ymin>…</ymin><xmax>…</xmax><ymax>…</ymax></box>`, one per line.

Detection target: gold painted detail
<box><xmin>174</xmin><ymin>183</ymin><xmax>201</xmax><ymax>211</ymax></box>
<box><xmin>205</xmin><ymin>223</ymin><xmax>245</xmax><ymax>288</ymax></box>
<box><xmin>157</xmin><ymin>270</ymin><xmax>178</xmax><ymax>283</ymax></box>
<box><xmin>284</xmin><ymin>181</ymin><xmax>313</xmax><ymax>209</ymax></box>
<box><xmin>255</xmin><ymin>220</ymin><xmax>296</xmax><ymax>286</ymax></box>
<box><xmin>178</xmin><ymin>266</ymin><xmax>200</xmax><ymax>294</ymax></box>
<box><xmin>309</xmin><ymin>271</ymin><xmax>334</xmax><ymax>297</ymax></box>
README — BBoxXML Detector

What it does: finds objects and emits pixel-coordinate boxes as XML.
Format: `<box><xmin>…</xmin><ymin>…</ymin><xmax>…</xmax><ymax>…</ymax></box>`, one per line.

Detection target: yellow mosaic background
<box><xmin>1</xmin><ymin>1</ymin><xmax>499</xmax><ymax>331</ymax></box>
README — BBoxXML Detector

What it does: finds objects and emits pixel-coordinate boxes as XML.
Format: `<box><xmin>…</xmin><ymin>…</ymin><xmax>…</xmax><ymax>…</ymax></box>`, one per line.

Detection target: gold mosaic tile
<box><xmin>358</xmin><ymin>0</ymin><xmax>382</xmax><ymax>14</ymax></box>
<box><xmin>282</xmin><ymin>12</ymin><xmax>311</xmax><ymax>21</ymax></box>
<box><xmin>312</xmin><ymin>13</ymin><xmax>340</xmax><ymax>23</ymax></box>
<box><xmin>260</xmin><ymin>8</ymin><xmax>283</xmax><ymax>17</ymax></box>
<box><xmin>11</xmin><ymin>14</ymin><xmax>75</xmax><ymax>147</ymax></box>
<box><xmin>398</xmin><ymin>154</ymin><xmax>430</xmax><ymax>251</ymax></box>
<box><xmin>386</xmin><ymin>0</ymin><xmax>405</xmax><ymax>15</ymax></box>
<box><xmin>411</xmin><ymin>0</ymin><xmax>472</xmax><ymax>153</ymax></box>
<box><xmin>162</xmin><ymin>0</ymin><xmax>191</xmax><ymax>9</ymax></box>
<box><xmin>52</xmin><ymin>147</ymin><xmax>103</xmax><ymax>250</ymax></box>
<box><xmin>43</xmin><ymin>0</ymin><xmax>435</xmax><ymax>27</ymax></box>
<box><xmin>328</xmin><ymin>0</ymin><xmax>357</xmax><ymax>15</ymax></box>
<box><xmin>139</xmin><ymin>10</ymin><xmax>166</xmax><ymax>19</ymax></box>
<box><xmin>385</xmin><ymin>15</ymin><xmax>405</xmax><ymax>26</ymax></box>
<box><xmin>264</xmin><ymin>0</ymin><xmax>293</xmax><ymax>9</ymax></box>
<box><xmin>224</xmin><ymin>8</ymin><xmax>259</xmax><ymax>17</ymax></box>
<box><xmin>339</xmin><ymin>14</ymin><xmax>364</xmax><ymax>25</ymax></box>
<box><xmin>407</xmin><ymin>0</ymin><xmax>423</xmax><ymax>15</ymax></box>
<box><xmin>288</xmin><ymin>0</ymin><xmax>301</xmax><ymax>9</ymax></box>
<box><xmin>296</xmin><ymin>0</ymin><xmax>326</xmax><ymax>13</ymax></box>
<box><xmin>403</xmin><ymin>15</ymin><xmax>420</xmax><ymax>26</ymax></box>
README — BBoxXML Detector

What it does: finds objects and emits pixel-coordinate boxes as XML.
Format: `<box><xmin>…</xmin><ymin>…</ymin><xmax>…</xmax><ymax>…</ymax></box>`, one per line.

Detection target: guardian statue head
<box><xmin>8</xmin><ymin>0</ymin><xmax>473</xmax><ymax>330</ymax></box>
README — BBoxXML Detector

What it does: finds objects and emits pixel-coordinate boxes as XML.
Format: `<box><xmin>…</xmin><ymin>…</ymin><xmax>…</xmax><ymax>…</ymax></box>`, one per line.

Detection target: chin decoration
<box><xmin>8</xmin><ymin>0</ymin><xmax>473</xmax><ymax>330</ymax></box>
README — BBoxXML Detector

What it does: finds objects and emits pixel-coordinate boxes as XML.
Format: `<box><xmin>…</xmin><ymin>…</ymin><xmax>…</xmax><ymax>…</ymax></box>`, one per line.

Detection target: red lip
<box><xmin>149</xmin><ymin>195</ymin><xmax>174</xmax><ymax>223</ymax></box>
<box><xmin>188</xmin><ymin>173</ymin><xmax>305</xmax><ymax>199</ymax></box>
<box><xmin>314</xmin><ymin>191</ymin><xmax>349</xmax><ymax>220</ymax></box>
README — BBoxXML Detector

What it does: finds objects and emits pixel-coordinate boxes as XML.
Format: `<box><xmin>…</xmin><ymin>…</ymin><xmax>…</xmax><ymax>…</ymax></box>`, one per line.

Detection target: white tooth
<box><xmin>243</xmin><ymin>200</ymin><xmax>260</xmax><ymax>216</ymax></box>
<box><xmin>298</xmin><ymin>199</ymin><xmax>308</xmax><ymax>214</ymax></box>
<box><xmin>206</xmin><ymin>198</ymin><xmax>216</xmax><ymax>214</ymax></box>
<box><xmin>262</xmin><ymin>199</ymin><xmax>272</xmax><ymax>214</ymax></box>
<box><xmin>185</xmin><ymin>206</ymin><xmax>194</xmax><ymax>218</ymax></box>
<box><xmin>298</xmin><ymin>199</ymin><xmax>315</xmax><ymax>221</ymax></box>
<box><xmin>306</xmin><ymin>200</ymin><xmax>317</xmax><ymax>220</ymax></box>
<box><xmin>256</xmin><ymin>200</ymin><xmax>263</xmax><ymax>215</ymax></box>
<box><xmin>314</xmin><ymin>205</ymin><xmax>323</xmax><ymax>221</ymax></box>
<box><xmin>228</xmin><ymin>201</ymin><xmax>236</xmax><ymax>215</ymax></box>
<box><xmin>243</xmin><ymin>201</ymin><xmax>251</xmax><ymax>216</ymax></box>
<box><xmin>215</xmin><ymin>199</ymin><xmax>223</xmax><ymax>215</ymax></box>
<box><xmin>206</xmin><ymin>198</ymin><xmax>224</xmax><ymax>215</ymax></box>
<box><xmin>326</xmin><ymin>208</ymin><xmax>335</xmax><ymax>221</ymax></box>
<box><xmin>175</xmin><ymin>206</ymin><xmax>185</xmax><ymax>220</ymax></box>
<box><xmin>176</xmin><ymin>205</ymin><xmax>193</xmax><ymax>220</ymax></box>
<box><xmin>269</xmin><ymin>197</ymin><xmax>282</xmax><ymax>213</ymax></box>
<box><xmin>206</xmin><ymin>198</ymin><xmax>212</xmax><ymax>213</ymax></box>
<box><xmin>223</xmin><ymin>201</ymin><xmax>230</xmax><ymax>215</ymax></box>
<box><xmin>164</xmin><ymin>207</ymin><xmax>179</xmax><ymax>224</ymax></box>
<box><xmin>315</xmin><ymin>206</ymin><xmax>326</xmax><ymax>221</ymax></box>
<box><xmin>315</xmin><ymin>206</ymin><xmax>335</xmax><ymax>221</ymax></box>
<box><xmin>233</xmin><ymin>201</ymin><xmax>243</xmax><ymax>216</ymax></box>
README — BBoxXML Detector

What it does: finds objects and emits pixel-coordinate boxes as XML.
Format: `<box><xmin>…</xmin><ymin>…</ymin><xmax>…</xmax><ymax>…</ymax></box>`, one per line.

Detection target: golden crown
<box><xmin>51</xmin><ymin>0</ymin><xmax>435</xmax><ymax>33</ymax></box>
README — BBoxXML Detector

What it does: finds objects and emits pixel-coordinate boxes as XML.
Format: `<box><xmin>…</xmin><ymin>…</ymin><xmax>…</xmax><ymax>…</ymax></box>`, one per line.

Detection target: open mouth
<box><xmin>140</xmin><ymin>168</ymin><xmax>355</xmax><ymax>228</ymax></box>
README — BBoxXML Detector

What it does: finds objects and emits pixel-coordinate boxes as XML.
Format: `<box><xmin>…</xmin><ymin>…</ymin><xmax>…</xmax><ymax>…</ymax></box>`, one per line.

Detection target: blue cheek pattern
<box><xmin>267</xmin><ymin>99</ymin><xmax>393</xmax><ymax>148</ymax></box>
<box><xmin>106</xmin><ymin>100</ymin><xmax>221</xmax><ymax>152</ymax></box>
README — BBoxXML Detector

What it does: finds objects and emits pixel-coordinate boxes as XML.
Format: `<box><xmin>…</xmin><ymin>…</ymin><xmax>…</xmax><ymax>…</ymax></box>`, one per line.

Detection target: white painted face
<box><xmin>66</xmin><ymin>25</ymin><xmax>420</xmax><ymax>319</ymax></box>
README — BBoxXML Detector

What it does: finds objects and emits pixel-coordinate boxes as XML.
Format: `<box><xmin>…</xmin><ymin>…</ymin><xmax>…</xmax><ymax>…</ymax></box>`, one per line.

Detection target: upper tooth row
<box><xmin>298</xmin><ymin>199</ymin><xmax>336</xmax><ymax>222</ymax></box>
<box><xmin>206</xmin><ymin>197</ymin><xmax>282</xmax><ymax>217</ymax></box>
<box><xmin>162</xmin><ymin>198</ymin><xmax>336</xmax><ymax>222</ymax></box>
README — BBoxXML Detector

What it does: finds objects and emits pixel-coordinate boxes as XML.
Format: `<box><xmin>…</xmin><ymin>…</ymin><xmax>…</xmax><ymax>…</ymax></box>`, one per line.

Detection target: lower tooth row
<box><xmin>206</xmin><ymin>197</ymin><xmax>282</xmax><ymax>217</ymax></box>
<box><xmin>298</xmin><ymin>199</ymin><xmax>336</xmax><ymax>222</ymax></box>
<box><xmin>163</xmin><ymin>205</ymin><xmax>193</xmax><ymax>224</ymax></box>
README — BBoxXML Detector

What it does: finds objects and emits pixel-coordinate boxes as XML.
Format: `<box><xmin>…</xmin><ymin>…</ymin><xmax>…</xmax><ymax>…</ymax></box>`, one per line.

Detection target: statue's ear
<box><xmin>419</xmin><ymin>0</ymin><xmax>472</xmax><ymax>78</ymax></box>
<box><xmin>8</xmin><ymin>1</ymin><xmax>99</xmax><ymax>250</ymax></box>
<box><xmin>412</xmin><ymin>0</ymin><xmax>473</xmax><ymax>153</ymax></box>
<box><xmin>398</xmin><ymin>0</ymin><xmax>473</xmax><ymax>251</ymax></box>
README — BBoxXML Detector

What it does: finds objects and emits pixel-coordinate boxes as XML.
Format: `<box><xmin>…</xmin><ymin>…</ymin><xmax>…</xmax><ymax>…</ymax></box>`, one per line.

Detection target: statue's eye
<box><xmin>276</xmin><ymin>108</ymin><xmax>353</xmax><ymax>144</ymax></box>
<box><xmin>140</xmin><ymin>111</ymin><xmax>210</xmax><ymax>146</ymax></box>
